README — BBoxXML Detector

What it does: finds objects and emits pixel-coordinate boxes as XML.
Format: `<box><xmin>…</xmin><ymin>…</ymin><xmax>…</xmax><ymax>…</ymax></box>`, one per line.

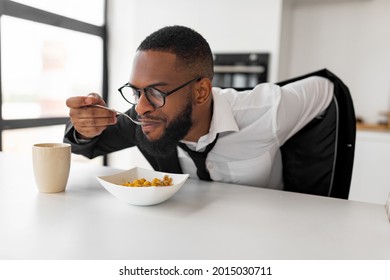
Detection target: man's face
<box><xmin>129</xmin><ymin>51</ymin><xmax>195</xmax><ymax>156</ymax></box>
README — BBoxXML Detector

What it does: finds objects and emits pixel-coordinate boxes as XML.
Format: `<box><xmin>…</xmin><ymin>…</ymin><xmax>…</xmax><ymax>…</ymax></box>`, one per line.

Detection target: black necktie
<box><xmin>178</xmin><ymin>134</ymin><xmax>219</xmax><ymax>181</ymax></box>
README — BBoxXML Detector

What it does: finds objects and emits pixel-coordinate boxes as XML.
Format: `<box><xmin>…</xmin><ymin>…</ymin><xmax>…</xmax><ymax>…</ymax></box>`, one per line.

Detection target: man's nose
<box><xmin>135</xmin><ymin>92</ymin><xmax>154</xmax><ymax>116</ymax></box>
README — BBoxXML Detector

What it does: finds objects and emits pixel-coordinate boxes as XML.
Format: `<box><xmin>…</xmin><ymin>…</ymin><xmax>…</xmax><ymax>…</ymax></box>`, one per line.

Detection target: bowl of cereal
<box><xmin>96</xmin><ymin>167</ymin><xmax>189</xmax><ymax>206</ymax></box>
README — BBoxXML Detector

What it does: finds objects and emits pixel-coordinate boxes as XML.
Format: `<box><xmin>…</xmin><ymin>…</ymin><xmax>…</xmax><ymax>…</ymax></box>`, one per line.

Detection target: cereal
<box><xmin>121</xmin><ymin>175</ymin><xmax>173</xmax><ymax>187</ymax></box>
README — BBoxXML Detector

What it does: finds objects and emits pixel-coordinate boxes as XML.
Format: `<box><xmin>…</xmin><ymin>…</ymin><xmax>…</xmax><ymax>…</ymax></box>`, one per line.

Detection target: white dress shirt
<box><xmin>178</xmin><ymin>76</ymin><xmax>333</xmax><ymax>189</ymax></box>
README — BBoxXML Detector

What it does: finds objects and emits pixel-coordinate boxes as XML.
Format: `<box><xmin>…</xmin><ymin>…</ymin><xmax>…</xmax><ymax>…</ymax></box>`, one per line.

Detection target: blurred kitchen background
<box><xmin>1</xmin><ymin>0</ymin><xmax>389</xmax><ymax>204</ymax></box>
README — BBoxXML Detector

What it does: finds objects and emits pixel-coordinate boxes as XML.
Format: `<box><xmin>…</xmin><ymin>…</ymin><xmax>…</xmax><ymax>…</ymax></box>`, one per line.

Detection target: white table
<box><xmin>0</xmin><ymin>152</ymin><xmax>389</xmax><ymax>260</ymax></box>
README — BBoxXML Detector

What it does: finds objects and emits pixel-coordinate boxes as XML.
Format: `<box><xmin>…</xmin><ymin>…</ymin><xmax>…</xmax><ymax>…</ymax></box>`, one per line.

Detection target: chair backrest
<box><xmin>277</xmin><ymin>69</ymin><xmax>356</xmax><ymax>199</ymax></box>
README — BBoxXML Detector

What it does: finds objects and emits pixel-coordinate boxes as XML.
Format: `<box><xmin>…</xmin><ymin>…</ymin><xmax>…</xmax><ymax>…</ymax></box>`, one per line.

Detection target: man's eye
<box><xmin>147</xmin><ymin>88</ymin><xmax>161</xmax><ymax>96</ymax></box>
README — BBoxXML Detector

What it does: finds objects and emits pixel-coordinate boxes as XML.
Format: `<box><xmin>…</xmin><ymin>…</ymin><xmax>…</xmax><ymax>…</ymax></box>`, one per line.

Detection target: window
<box><xmin>12</xmin><ymin>0</ymin><xmax>105</xmax><ymax>26</ymax></box>
<box><xmin>0</xmin><ymin>0</ymin><xmax>107</xmax><ymax>164</ymax></box>
<box><xmin>2</xmin><ymin>16</ymin><xmax>103</xmax><ymax>119</ymax></box>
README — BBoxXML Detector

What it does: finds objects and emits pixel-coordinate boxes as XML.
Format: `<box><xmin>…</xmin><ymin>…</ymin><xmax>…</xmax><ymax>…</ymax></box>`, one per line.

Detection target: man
<box><xmin>64</xmin><ymin>25</ymin><xmax>333</xmax><ymax>190</ymax></box>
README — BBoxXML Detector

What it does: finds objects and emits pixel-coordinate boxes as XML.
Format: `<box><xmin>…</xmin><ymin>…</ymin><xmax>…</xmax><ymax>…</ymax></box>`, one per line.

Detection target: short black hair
<box><xmin>137</xmin><ymin>25</ymin><xmax>214</xmax><ymax>80</ymax></box>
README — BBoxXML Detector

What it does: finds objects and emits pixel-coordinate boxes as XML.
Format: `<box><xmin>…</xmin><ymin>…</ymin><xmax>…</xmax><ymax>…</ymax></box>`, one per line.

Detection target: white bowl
<box><xmin>96</xmin><ymin>167</ymin><xmax>189</xmax><ymax>206</ymax></box>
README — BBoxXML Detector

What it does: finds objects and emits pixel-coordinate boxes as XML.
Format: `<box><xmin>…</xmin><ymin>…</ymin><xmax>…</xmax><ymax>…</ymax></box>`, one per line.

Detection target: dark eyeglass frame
<box><xmin>118</xmin><ymin>76</ymin><xmax>202</xmax><ymax>108</ymax></box>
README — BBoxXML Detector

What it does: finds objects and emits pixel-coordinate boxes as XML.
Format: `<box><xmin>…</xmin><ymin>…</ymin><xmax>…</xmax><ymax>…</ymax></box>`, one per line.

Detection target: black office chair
<box><xmin>232</xmin><ymin>69</ymin><xmax>355</xmax><ymax>199</ymax></box>
<box><xmin>277</xmin><ymin>69</ymin><xmax>356</xmax><ymax>199</ymax></box>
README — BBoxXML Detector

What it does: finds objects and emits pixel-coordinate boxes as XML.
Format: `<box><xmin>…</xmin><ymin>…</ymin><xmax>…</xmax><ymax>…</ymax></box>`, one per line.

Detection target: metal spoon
<box><xmin>89</xmin><ymin>104</ymin><xmax>143</xmax><ymax>125</ymax></box>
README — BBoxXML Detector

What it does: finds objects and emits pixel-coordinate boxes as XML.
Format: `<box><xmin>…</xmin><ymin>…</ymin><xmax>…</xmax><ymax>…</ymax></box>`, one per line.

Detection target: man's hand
<box><xmin>66</xmin><ymin>93</ymin><xmax>117</xmax><ymax>139</ymax></box>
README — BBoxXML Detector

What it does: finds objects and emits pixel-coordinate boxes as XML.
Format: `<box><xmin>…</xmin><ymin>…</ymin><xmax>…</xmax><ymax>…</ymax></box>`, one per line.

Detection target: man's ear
<box><xmin>194</xmin><ymin>78</ymin><xmax>213</xmax><ymax>105</ymax></box>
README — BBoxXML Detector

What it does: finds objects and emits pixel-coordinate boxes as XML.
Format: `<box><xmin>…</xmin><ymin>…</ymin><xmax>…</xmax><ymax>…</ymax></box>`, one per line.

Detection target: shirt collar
<box><xmin>186</xmin><ymin>88</ymin><xmax>239</xmax><ymax>151</ymax></box>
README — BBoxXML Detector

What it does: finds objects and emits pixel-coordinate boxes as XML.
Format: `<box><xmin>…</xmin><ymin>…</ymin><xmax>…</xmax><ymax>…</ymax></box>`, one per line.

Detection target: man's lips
<box><xmin>137</xmin><ymin>118</ymin><xmax>162</xmax><ymax>125</ymax></box>
<box><xmin>137</xmin><ymin>117</ymin><xmax>164</xmax><ymax>131</ymax></box>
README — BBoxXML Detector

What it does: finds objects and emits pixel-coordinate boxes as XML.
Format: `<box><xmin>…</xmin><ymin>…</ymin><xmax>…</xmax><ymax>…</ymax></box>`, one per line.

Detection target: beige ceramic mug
<box><xmin>32</xmin><ymin>143</ymin><xmax>71</xmax><ymax>193</ymax></box>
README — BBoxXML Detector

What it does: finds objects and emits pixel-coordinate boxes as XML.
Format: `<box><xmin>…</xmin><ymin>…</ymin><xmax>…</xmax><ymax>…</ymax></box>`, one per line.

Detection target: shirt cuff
<box><xmin>73</xmin><ymin>130</ymin><xmax>93</xmax><ymax>144</ymax></box>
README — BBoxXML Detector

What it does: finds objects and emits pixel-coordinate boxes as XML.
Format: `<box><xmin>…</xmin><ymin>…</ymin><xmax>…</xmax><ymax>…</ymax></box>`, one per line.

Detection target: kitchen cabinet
<box><xmin>349</xmin><ymin>130</ymin><xmax>390</xmax><ymax>204</ymax></box>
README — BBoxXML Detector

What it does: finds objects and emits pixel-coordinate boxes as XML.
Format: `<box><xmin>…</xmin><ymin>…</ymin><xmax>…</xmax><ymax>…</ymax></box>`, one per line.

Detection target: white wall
<box><xmin>280</xmin><ymin>0</ymin><xmax>390</xmax><ymax>124</ymax></box>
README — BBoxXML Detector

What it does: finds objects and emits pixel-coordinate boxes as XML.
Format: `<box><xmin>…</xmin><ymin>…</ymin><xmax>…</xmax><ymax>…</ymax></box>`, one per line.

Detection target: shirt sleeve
<box><xmin>275</xmin><ymin>76</ymin><xmax>333</xmax><ymax>145</ymax></box>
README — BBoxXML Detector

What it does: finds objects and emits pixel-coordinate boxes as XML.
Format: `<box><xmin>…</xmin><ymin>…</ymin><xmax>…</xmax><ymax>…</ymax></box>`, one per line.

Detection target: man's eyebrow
<box><xmin>128</xmin><ymin>82</ymin><xmax>169</xmax><ymax>89</ymax></box>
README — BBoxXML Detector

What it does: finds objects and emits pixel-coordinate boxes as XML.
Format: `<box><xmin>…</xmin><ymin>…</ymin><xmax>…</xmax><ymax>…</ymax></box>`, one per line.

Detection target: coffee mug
<box><xmin>32</xmin><ymin>143</ymin><xmax>71</xmax><ymax>193</ymax></box>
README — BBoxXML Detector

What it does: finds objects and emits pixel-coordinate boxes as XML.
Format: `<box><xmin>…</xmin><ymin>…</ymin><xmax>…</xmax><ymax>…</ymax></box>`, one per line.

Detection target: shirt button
<box><xmin>207</xmin><ymin>162</ymin><xmax>214</xmax><ymax>170</ymax></box>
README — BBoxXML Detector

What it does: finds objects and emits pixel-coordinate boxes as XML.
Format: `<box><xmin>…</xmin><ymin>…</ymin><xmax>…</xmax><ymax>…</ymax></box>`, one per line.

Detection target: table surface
<box><xmin>1</xmin><ymin>152</ymin><xmax>389</xmax><ymax>260</ymax></box>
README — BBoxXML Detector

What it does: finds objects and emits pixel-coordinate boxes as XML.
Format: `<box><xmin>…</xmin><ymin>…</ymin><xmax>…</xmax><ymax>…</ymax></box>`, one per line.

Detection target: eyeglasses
<box><xmin>118</xmin><ymin>77</ymin><xmax>202</xmax><ymax>108</ymax></box>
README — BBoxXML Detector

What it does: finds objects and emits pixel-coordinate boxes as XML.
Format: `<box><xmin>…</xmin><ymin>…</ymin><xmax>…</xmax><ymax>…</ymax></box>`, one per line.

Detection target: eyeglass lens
<box><xmin>120</xmin><ymin>86</ymin><xmax>164</xmax><ymax>107</ymax></box>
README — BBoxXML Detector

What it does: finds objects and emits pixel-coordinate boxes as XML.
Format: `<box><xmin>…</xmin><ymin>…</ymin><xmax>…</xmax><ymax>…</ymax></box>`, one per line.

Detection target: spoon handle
<box><xmin>88</xmin><ymin>104</ymin><xmax>142</xmax><ymax>125</ymax></box>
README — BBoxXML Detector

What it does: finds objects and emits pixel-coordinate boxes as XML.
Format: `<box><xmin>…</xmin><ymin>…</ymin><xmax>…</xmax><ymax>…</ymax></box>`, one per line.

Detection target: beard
<box><xmin>135</xmin><ymin>99</ymin><xmax>193</xmax><ymax>157</ymax></box>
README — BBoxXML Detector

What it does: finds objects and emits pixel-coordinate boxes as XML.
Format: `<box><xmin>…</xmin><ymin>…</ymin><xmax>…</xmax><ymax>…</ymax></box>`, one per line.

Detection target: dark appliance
<box><xmin>212</xmin><ymin>53</ymin><xmax>269</xmax><ymax>88</ymax></box>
